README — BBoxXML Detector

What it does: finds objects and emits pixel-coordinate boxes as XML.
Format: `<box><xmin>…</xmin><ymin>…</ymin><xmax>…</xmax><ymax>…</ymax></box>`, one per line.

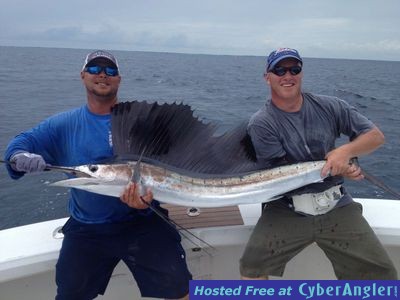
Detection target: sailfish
<box><xmin>48</xmin><ymin>101</ymin><xmax>344</xmax><ymax>207</ymax></box>
<box><xmin>3</xmin><ymin>101</ymin><xmax>398</xmax><ymax>207</ymax></box>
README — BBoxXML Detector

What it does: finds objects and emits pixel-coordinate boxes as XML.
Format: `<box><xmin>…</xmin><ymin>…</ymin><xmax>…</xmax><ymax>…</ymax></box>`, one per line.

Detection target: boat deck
<box><xmin>1</xmin><ymin>199</ymin><xmax>400</xmax><ymax>300</ymax></box>
<box><xmin>162</xmin><ymin>204</ymin><xmax>244</xmax><ymax>229</ymax></box>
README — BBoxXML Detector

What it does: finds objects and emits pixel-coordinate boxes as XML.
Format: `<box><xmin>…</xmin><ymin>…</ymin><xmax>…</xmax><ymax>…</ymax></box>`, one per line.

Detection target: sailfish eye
<box><xmin>88</xmin><ymin>165</ymin><xmax>99</xmax><ymax>172</ymax></box>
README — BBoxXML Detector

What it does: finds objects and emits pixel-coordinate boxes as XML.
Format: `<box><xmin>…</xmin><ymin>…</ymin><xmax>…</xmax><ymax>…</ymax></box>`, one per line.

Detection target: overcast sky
<box><xmin>1</xmin><ymin>0</ymin><xmax>399</xmax><ymax>61</ymax></box>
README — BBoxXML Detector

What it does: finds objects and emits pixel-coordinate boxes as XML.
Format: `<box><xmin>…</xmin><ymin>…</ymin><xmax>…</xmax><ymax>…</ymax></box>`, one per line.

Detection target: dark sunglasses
<box><xmin>270</xmin><ymin>65</ymin><xmax>302</xmax><ymax>76</ymax></box>
<box><xmin>84</xmin><ymin>65</ymin><xmax>119</xmax><ymax>76</ymax></box>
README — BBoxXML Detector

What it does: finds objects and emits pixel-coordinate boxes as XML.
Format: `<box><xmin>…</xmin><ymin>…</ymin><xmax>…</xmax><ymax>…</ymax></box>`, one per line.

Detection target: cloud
<box><xmin>0</xmin><ymin>0</ymin><xmax>399</xmax><ymax>60</ymax></box>
<box><xmin>301</xmin><ymin>17</ymin><xmax>350</xmax><ymax>29</ymax></box>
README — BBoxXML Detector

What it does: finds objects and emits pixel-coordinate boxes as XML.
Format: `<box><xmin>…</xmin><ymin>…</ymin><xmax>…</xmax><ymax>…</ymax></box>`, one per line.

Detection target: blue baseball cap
<box><xmin>266</xmin><ymin>48</ymin><xmax>302</xmax><ymax>72</ymax></box>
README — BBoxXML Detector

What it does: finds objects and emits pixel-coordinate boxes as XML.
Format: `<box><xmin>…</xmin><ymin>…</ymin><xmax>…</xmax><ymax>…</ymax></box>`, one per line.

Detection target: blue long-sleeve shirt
<box><xmin>5</xmin><ymin>105</ymin><xmax>151</xmax><ymax>224</ymax></box>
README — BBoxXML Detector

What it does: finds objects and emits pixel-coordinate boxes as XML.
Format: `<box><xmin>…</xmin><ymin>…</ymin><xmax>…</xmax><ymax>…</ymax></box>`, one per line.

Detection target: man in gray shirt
<box><xmin>240</xmin><ymin>47</ymin><xmax>397</xmax><ymax>279</ymax></box>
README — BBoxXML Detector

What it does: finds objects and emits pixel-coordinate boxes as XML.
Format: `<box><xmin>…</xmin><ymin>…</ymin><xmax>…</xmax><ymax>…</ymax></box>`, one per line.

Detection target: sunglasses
<box><xmin>270</xmin><ymin>65</ymin><xmax>302</xmax><ymax>76</ymax></box>
<box><xmin>84</xmin><ymin>65</ymin><xmax>119</xmax><ymax>76</ymax></box>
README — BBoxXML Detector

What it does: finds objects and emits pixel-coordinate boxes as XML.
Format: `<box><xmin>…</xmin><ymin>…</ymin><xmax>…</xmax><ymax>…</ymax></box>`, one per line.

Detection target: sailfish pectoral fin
<box><xmin>131</xmin><ymin>148</ymin><xmax>146</xmax><ymax>184</ymax></box>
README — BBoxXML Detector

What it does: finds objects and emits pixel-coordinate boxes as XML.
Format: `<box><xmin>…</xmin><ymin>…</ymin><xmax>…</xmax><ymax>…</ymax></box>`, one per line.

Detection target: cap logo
<box><xmin>82</xmin><ymin>50</ymin><xmax>119</xmax><ymax>71</ymax></box>
<box><xmin>89</xmin><ymin>51</ymin><xmax>114</xmax><ymax>61</ymax></box>
<box><xmin>275</xmin><ymin>48</ymin><xmax>296</xmax><ymax>54</ymax></box>
<box><xmin>266</xmin><ymin>47</ymin><xmax>302</xmax><ymax>72</ymax></box>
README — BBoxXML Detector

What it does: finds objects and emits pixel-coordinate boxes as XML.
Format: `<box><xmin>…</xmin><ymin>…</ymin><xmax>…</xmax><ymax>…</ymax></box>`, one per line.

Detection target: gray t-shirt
<box><xmin>248</xmin><ymin>92</ymin><xmax>375</xmax><ymax>200</ymax></box>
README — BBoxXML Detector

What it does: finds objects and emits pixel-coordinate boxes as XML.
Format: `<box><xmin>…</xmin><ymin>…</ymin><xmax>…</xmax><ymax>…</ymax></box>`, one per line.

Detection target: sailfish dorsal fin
<box><xmin>111</xmin><ymin>101</ymin><xmax>259</xmax><ymax>174</ymax></box>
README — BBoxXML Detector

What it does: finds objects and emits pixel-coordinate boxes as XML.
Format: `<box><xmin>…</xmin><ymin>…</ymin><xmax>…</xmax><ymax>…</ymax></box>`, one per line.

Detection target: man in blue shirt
<box><xmin>240</xmin><ymin>48</ymin><xmax>397</xmax><ymax>280</ymax></box>
<box><xmin>5</xmin><ymin>50</ymin><xmax>191</xmax><ymax>299</ymax></box>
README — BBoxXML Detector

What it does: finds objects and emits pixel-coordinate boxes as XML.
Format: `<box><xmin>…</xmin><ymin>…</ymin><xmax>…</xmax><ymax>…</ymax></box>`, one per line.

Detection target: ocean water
<box><xmin>0</xmin><ymin>46</ymin><xmax>399</xmax><ymax>230</ymax></box>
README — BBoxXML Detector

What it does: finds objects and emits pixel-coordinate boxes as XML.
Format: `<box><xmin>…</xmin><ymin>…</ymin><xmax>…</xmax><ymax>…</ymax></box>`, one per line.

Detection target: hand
<box><xmin>321</xmin><ymin>148</ymin><xmax>352</xmax><ymax>178</ymax></box>
<box><xmin>10</xmin><ymin>152</ymin><xmax>47</xmax><ymax>173</ymax></box>
<box><xmin>321</xmin><ymin>148</ymin><xmax>365</xmax><ymax>181</ymax></box>
<box><xmin>120</xmin><ymin>182</ymin><xmax>153</xmax><ymax>209</ymax></box>
<box><xmin>342</xmin><ymin>163</ymin><xmax>364</xmax><ymax>181</ymax></box>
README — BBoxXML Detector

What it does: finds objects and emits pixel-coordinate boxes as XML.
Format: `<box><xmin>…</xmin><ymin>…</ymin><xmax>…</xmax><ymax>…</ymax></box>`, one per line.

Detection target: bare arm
<box><xmin>321</xmin><ymin>126</ymin><xmax>385</xmax><ymax>179</ymax></box>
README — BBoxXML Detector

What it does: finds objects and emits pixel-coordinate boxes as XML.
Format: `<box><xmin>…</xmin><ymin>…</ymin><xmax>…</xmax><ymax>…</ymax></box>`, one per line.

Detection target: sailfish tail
<box><xmin>362</xmin><ymin>169</ymin><xmax>400</xmax><ymax>199</ymax></box>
